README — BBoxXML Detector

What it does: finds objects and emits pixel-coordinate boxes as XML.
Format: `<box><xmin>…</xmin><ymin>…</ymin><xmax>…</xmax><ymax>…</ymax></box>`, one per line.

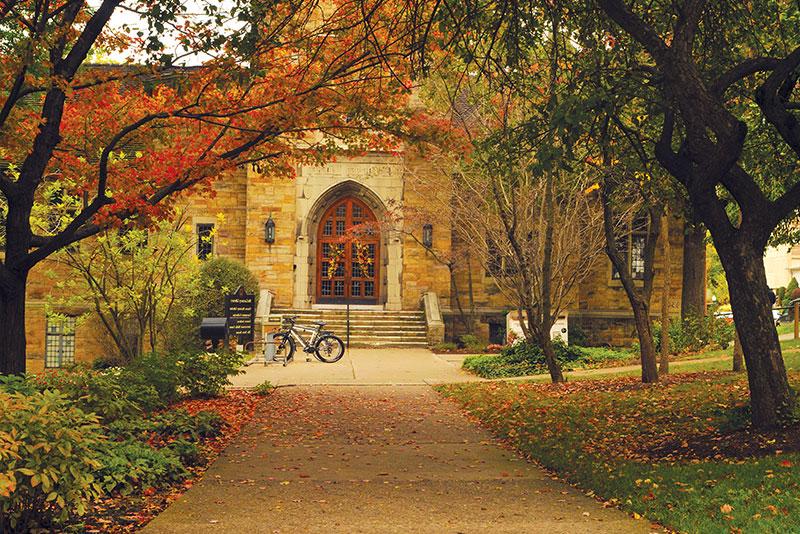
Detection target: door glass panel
<box><xmin>318</xmin><ymin>197</ymin><xmax>379</xmax><ymax>302</ymax></box>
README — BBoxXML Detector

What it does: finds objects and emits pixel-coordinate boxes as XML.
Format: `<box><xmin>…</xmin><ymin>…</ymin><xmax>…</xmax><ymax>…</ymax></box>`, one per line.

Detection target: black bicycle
<box><xmin>273</xmin><ymin>315</ymin><xmax>345</xmax><ymax>365</ymax></box>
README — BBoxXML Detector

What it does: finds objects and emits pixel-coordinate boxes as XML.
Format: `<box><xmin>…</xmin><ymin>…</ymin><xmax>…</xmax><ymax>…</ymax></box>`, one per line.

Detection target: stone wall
<box><xmin>25</xmin><ymin>259</ymin><xmax>107</xmax><ymax>371</ymax></box>
<box><xmin>400</xmin><ymin>153</ymin><xmax>453</xmax><ymax>310</ymax></box>
<box><xmin>243</xmin><ymin>167</ymin><xmax>297</xmax><ymax>308</ymax></box>
<box><xmin>573</xmin><ymin>215</ymin><xmax>685</xmax><ymax>346</ymax></box>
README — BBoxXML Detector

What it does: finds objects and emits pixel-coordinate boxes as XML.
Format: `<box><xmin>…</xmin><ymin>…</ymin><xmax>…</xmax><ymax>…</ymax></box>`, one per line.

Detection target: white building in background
<box><xmin>764</xmin><ymin>245</ymin><xmax>800</xmax><ymax>289</ymax></box>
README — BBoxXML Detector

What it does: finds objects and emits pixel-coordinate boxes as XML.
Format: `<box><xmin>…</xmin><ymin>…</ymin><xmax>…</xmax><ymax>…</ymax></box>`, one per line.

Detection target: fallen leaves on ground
<box><xmin>80</xmin><ymin>390</ymin><xmax>263</xmax><ymax>533</ymax></box>
<box><xmin>438</xmin><ymin>370</ymin><xmax>800</xmax><ymax>533</ymax></box>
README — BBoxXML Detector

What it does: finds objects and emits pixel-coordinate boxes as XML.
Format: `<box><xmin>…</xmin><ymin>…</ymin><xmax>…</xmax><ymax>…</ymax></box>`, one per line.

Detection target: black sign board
<box><xmin>225</xmin><ymin>286</ymin><xmax>255</xmax><ymax>344</ymax></box>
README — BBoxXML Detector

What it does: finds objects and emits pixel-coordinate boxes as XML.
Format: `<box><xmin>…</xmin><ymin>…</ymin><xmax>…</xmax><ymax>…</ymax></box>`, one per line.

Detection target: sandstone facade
<box><xmin>21</xmin><ymin>151</ymin><xmax>685</xmax><ymax>368</ymax></box>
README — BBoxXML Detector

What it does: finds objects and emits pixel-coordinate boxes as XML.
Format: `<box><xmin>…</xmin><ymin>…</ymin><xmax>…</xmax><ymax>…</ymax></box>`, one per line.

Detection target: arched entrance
<box><xmin>315</xmin><ymin>196</ymin><xmax>381</xmax><ymax>304</ymax></box>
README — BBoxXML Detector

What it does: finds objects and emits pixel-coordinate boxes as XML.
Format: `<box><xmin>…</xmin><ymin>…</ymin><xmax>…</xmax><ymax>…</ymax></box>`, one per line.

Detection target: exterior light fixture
<box><xmin>265</xmin><ymin>215</ymin><xmax>276</xmax><ymax>244</ymax></box>
<box><xmin>422</xmin><ymin>224</ymin><xmax>433</xmax><ymax>248</ymax></box>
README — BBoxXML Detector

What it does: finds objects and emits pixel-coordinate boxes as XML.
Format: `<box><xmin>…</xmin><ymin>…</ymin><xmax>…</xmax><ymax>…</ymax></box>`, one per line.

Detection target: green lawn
<box><xmin>438</xmin><ymin>372</ymin><xmax>800</xmax><ymax>533</ymax></box>
<box><xmin>495</xmin><ymin>339</ymin><xmax>800</xmax><ymax>383</ymax></box>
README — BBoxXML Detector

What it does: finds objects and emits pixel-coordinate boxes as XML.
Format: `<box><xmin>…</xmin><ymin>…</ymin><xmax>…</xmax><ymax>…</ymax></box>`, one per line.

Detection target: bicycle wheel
<box><xmin>273</xmin><ymin>332</ymin><xmax>296</xmax><ymax>364</ymax></box>
<box><xmin>314</xmin><ymin>334</ymin><xmax>345</xmax><ymax>363</ymax></box>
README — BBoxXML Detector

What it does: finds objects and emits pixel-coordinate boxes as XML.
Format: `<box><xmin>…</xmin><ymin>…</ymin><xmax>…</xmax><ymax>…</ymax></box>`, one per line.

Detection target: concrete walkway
<box><xmin>145</xmin><ymin>386</ymin><xmax>654</xmax><ymax>533</ymax></box>
<box><xmin>231</xmin><ymin>348</ymin><xmax>484</xmax><ymax>387</ymax></box>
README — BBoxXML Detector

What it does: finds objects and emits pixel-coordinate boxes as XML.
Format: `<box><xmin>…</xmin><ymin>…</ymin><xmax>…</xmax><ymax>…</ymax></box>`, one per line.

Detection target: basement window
<box><xmin>45</xmin><ymin>316</ymin><xmax>76</xmax><ymax>368</ymax></box>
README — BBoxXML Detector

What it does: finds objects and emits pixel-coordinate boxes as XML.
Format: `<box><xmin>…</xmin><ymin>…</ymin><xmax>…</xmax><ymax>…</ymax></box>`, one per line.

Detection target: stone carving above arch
<box><xmin>292</xmin><ymin>177</ymin><xmax>403</xmax><ymax>310</ymax></box>
<box><xmin>302</xmin><ymin>179</ymin><xmax>388</xmax><ymax>239</ymax></box>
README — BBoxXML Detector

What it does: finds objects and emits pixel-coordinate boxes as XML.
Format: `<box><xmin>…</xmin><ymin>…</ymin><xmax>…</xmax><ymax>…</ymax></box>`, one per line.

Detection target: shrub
<box><xmin>459</xmin><ymin>334</ymin><xmax>485</xmax><ymax>352</ymax></box>
<box><xmin>91</xmin><ymin>355</ymin><xmax>125</xmax><ymax>370</ymax></box>
<box><xmin>26</xmin><ymin>368</ymin><xmax>142</xmax><ymax>423</ymax></box>
<box><xmin>786</xmin><ymin>277</ymin><xmax>799</xmax><ymax>300</ymax></box>
<box><xmin>198</xmin><ymin>257</ymin><xmax>260</xmax><ymax>318</ymax></box>
<box><xmin>433</xmin><ymin>342</ymin><xmax>458</xmax><ymax>352</ymax></box>
<box><xmin>0</xmin><ymin>374</ymin><xmax>39</xmax><ymax>395</ymax></box>
<box><xmin>253</xmin><ymin>380</ymin><xmax>275</xmax><ymax>396</ymax></box>
<box><xmin>463</xmin><ymin>340</ymin><xmax>586</xmax><ymax>378</ymax></box>
<box><xmin>153</xmin><ymin>409</ymin><xmax>225</xmax><ymax>441</ymax></box>
<box><xmin>124</xmin><ymin>352</ymin><xmax>183</xmax><ymax>406</ymax></box>
<box><xmin>0</xmin><ymin>390</ymin><xmax>105</xmax><ymax>531</ymax></box>
<box><xmin>567</xmin><ymin>322</ymin><xmax>589</xmax><ymax>347</ymax></box>
<box><xmin>178</xmin><ymin>350</ymin><xmax>245</xmax><ymax>398</ymax></box>
<box><xmin>107</xmin><ymin>409</ymin><xmax>224</xmax><ymax>443</ymax></box>
<box><xmin>653</xmin><ymin>314</ymin><xmax>735</xmax><ymax>354</ymax></box>
<box><xmin>167</xmin><ymin>439</ymin><xmax>206</xmax><ymax>467</ymax></box>
<box><xmin>777</xmin><ymin>286</ymin><xmax>787</xmax><ymax>307</ymax></box>
<box><xmin>97</xmin><ymin>440</ymin><xmax>187</xmax><ymax>495</ymax></box>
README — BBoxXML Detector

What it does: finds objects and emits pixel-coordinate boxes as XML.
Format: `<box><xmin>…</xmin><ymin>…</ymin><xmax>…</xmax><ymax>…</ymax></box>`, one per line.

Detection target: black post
<box><xmin>346</xmin><ymin>302</ymin><xmax>351</xmax><ymax>349</ymax></box>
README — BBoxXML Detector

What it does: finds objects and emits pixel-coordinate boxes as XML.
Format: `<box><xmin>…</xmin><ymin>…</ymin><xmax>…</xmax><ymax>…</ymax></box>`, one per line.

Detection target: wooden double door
<box><xmin>316</xmin><ymin>197</ymin><xmax>380</xmax><ymax>304</ymax></box>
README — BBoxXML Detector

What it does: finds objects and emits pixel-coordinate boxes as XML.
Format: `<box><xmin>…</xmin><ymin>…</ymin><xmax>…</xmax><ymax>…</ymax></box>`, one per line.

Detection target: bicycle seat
<box><xmin>313</xmin><ymin>320</ymin><xmax>326</xmax><ymax>326</ymax></box>
<box><xmin>284</xmin><ymin>315</ymin><xmax>300</xmax><ymax>320</ymax></box>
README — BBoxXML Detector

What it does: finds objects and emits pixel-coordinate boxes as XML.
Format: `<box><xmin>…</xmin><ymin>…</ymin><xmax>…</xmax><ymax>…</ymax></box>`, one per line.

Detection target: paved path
<box><xmin>145</xmin><ymin>386</ymin><xmax>653</xmax><ymax>533</ymax></box>
<box><xmin>231</xmin><ymin>348</ymin><xmax>484</xmax><ymax>387</ymax></box>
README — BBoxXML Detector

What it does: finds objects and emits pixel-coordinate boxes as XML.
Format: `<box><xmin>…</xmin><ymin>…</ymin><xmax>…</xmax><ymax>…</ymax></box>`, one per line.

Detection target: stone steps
<box><xmin>267</xmin><ymin>308</ymin><xmax>429</xmax><ymax>348</ymax></box>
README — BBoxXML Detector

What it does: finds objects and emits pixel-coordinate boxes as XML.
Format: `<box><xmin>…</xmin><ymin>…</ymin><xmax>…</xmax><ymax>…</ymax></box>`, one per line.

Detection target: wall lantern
<box><xmin>265</xmin><ymin>215</ymin><xmax>276</xmax><ymax>244</ymax></box>
<box><xmin>422</xmin><ymin>224</ymin><xmax>433</xmax><ymax>248</ymax></box>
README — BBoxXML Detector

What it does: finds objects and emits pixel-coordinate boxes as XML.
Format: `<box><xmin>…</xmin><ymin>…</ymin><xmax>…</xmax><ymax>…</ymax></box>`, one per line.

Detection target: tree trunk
<box><xmin>732</xmin><ymin>329</ymin><xmax>745</xmax><ymax>372</ymax></box>
<box><xmin>660</xmin><ymin>213</ymin><xmax>671</xmax><ymax>375</ymax></box>
<box><xmin>718</xmin><ymin>243</ymin><xmax>794</xmax><ymax>428</ymax></box>
<box><xmin>632</xmin><ymin>299</ymin><xmax>660</xmax><ymax>383</ymax></box>
<box><xmin>681</xmin><ymin>222</ymin><xmax>706</xmax><ymax>319</ymax></box>
<box><xmin>0</xmin><ymin>270</ymin><xmax>29</xmax><ymax>374</ymax></box>
<box><xmin>539</xmin><ymin>332</ymin><xmax>565</xmax><ymax>383</ymax></box>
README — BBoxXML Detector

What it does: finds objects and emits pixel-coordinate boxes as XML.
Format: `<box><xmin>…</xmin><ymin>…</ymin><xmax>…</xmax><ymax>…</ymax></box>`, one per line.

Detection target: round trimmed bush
<box><xmin>197</xmin><ymin>257</ymin><xmax>260</xmax><ymax>318</ymax></box>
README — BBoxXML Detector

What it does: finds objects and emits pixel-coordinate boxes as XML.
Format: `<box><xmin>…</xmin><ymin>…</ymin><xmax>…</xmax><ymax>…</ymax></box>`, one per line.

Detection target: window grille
<box><xmin>196</xmin><ymin>223</ymin><xmax>214</xmax><ymax>260</ymax></box>
<box><xmin>45</xmin><ymin>316</ymin><xmax>76</xmax><ymax>368</ymax></box>
<box><xmin>612</xmin><ymin>215</ymin><xmax>648</xmax><ymax>281</ymax></box>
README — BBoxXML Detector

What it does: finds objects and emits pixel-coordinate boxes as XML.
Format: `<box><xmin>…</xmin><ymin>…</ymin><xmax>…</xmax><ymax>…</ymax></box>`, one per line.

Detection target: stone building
<box><xmin>21</xmin><ymin>150</ymin><xmax>685</xmax><ymax>371</ymax></box>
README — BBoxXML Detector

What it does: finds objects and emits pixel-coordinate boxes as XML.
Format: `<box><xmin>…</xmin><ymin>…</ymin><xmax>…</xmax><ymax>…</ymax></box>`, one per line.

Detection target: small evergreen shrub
<box><xmin>167</xmin><ymin>439</ymin><xmax>206</xmax><ymax>467</ymax></box>
<box><xmin>197</xmin><ymin>257</ymin><xmax>260</xmax><ymax>318</ymax></box>
<box><xmin>124</xmin><ymin>352</ymin><xmax>183</xmax><ymax>406</ymax></box>
<box><xmin>20</xmin><ymin>368</ymin><xmax>141</xmax><ymax>423</ymax></box>
<box><xmin>567</xmin><ymin>322</ymin><xmax>589</xmax><ymax>347</ymax></box>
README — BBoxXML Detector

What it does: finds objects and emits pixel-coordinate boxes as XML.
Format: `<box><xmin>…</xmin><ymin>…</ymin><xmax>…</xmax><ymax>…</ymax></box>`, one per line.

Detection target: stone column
<box><xmin>293</xmin><ymin>236</ymin><xmax>311</xmax><ymax>309</ymax></box>
<box><xmin>386</xmin><ymin>233</ymin><xmax>403</xmax><ymax>310</ymax></box>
